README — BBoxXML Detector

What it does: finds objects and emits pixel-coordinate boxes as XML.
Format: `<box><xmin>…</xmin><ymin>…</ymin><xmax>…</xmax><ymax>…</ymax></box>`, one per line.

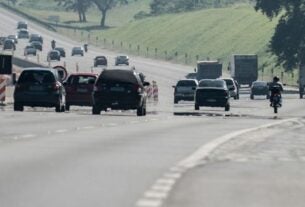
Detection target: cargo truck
<box><xmin>196</xmin><ymin>60</ymin><xmax>222</xmax><ymax>81</ymax></box>
<box><xmin>299</xmin><ymin>65</ymin><xmax>305</xmax><ymax>98</ymax></box>
<box><xmin>230</xmin><ymin>54</ymin><xmax>258</xmax><ymax>86</ymax></box>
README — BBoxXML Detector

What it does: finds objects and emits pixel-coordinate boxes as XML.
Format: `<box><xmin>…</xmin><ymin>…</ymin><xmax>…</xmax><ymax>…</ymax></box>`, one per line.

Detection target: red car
<box><xmin>64</xmin><ymin>73</ymin><xmax>98</xmax><ymax>110</ymax></box>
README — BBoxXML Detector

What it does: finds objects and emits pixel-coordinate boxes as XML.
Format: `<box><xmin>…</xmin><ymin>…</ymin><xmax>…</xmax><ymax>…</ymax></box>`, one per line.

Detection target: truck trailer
<box><xmin>196</xmin><ymin>60</ymin><xmax>222</xmax><ymax>81</ymax></box>
<box><xmin>230</xmin><ymin>54</ymin><xmax>258</xmax><ymax>86</ymax></box>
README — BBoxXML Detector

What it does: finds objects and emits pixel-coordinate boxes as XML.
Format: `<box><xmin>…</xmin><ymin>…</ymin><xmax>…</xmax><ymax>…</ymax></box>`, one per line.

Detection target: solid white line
<box><xmin>177</xmin><ymin>118</ymin><xmax>298</xmax><ymax>169</ymax></box>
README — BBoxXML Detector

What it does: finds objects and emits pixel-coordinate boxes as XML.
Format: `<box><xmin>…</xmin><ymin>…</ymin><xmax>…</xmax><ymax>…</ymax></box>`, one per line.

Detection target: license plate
<box><xmin>110</xmin><ymin>87</ymin><xmax>124</xmax><ymax>92</ymax></box>
<box><xmin>30</xmin><ymin>86</ymin><xmax>44</xmax><ymax>91</ymax></box>
<box><xmin>207</xmin><ymin>99</ymin><xmax>216</xmax><ymax>102</ymax></box>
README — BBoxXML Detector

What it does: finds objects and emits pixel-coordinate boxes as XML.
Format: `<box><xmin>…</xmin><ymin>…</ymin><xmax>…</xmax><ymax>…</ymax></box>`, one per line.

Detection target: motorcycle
<box><xmin>271</xmin><ymin>93</ymin><xmax>281</xmax><ymax>113</ymax></box>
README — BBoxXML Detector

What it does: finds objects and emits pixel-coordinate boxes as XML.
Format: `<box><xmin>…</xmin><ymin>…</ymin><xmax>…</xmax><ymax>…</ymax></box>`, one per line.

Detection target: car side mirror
<box><xmin>172</xmin><ymin>85</ymin><xmax>176</xmax><ymax>88</ymax></box>
<box><xmin>229</xmin><ymin>87</ymin><xmax>234</xmax><ymax>91</ymax></box>
<box><xmin>192</xmin><ymin>87</ymin><xmax>196</xmax><ymax>90</ymax></box>
<box><xmin>63</xmin><ymin>82</ymin><xmax>67</xmax><ymax>86</ymax></box>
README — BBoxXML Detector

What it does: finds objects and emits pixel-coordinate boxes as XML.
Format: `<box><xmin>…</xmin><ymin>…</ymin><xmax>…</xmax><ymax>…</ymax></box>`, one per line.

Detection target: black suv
<box><xmin>92</xmin><ymin>69</ymin><xmax>149</xmax><ymax>116</ymax></box>
<box><xmin>14</xmin><ymin>68</ymin><xmax>66</xmax><ymax>112</ymax></box>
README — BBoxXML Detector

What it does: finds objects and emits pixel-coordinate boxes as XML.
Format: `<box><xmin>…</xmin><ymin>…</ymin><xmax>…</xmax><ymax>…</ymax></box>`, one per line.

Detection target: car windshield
<box><xmin>199</xmin><ymin>80</ymin><xmax>225</xmax><ymax>88</ymax></box>
<box><xmin>223</xmin><ymin>79</ymin><xmax>234</xmax><ymax>86</ymax></box>
<box><xmin>69</xmin><ymin>75</ymin><xmax>96</xmax><ymax>85</ymax></box>
<box><xmin>18</xmin><ymin>71</ymin><xmax>55</xmax><ymax>84</ymax></box>
<box><xmin>253</xmin><ymin>81</ymin><xmax>267</xmax><ymax>86</ymax></box>
<box><xmin>177</xmin><ymin>80</ymin><xmax>197</xmax><ymax>87</ymax></box>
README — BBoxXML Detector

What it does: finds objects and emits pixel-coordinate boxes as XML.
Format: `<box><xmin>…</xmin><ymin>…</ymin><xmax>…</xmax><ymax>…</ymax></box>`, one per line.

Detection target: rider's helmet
<box><xmin>273</xmin><ymin>76</ymin><xmax>280</xmax><ymax>82</ymax></box>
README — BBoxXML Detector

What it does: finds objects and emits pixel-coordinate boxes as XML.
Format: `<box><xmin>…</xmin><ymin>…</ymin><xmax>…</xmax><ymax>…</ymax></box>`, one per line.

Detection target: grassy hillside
<box><xmin>5</xmin><ymin>0</ymin><xmax>151</xmax><ymax>27</ymax></box>
<box><xmin>1</xmin><ymin>0</ymin><xmax>297</xmax><ymax>84</ymax></box>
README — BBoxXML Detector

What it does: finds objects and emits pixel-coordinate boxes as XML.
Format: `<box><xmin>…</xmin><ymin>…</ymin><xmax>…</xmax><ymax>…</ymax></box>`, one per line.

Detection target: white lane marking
<box><xmin>107</xmin><ymin>123</ymin><xmax>118</xmax><ymax>127</ymax></box>
<box><xmin>82</xmin><ymin>126</ymin><xmax>95</xmax><ymax>130</ymax></box>
<box><xmin>163</xmin><ymin>172</ymin><xmax>181</xmax><ymax>179</ymax></box>
<box><xmin>55</xmin><ymin>129</ymin><xmax>68</xmax><ymax>133</ymax></box>
<box><xmin>150</xmin><ymin>185</ymin><xmax>172</xmax><ymax>192</ymax></box>
<box><xmin>20</xmin><ymin>134</ymin><xmax>36</xmax><ymax>139</ymax></box>
<box><xmin>136</xmin><ymin>199</ymin><xmax>162</xmax><ymax>207</ymax></box>
<box><xmin>155</xmin><ymin>178</ymin><xmax>175</xmax><ymax>186</ymax></box>
<box><xmin>135</xmin><ymin>118</ymin><xmax>299</xmax><ymax>207</ymax></box>
<box><xmin>144</xmin><ymin>191</ymin><xmax>168</xmax><ymax>199</ymax></box>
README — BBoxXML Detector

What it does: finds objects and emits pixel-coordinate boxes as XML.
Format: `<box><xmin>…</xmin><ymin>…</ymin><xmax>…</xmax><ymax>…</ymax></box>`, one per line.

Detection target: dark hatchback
<box><xmin>3</xmin><ymin>39</ymin><xmax>16</xmax><ymax>50</ymax></box>
<box><xmin>173</xmin><ymin>79</ymin><xmax>198</xmax><ymax>103</ymax></box>
<box><xmin>195</xmin><ymin>79</ymin><xmax>230</xmax><ymax>111</ymax></box>
<box><xmin>14</xmin><ymin>68</ymin><xmax>66</xmax><ymax>112</ymax></box>
<box><xmin>250</xmin><ymin>81</ymin><xmax>270</xmax><ymax>99</ymax></box>
<box><xmin>54</xmin><ymin>47</ymin><xmax>66</xmax><ymax>57</ymax></box>
<box><xmin>92</xmin><ymin>69</ymin><xmax>149</xmax><ymax>116</ymax></box>
<box><xmin>47</xmin><ymin>50</ymin><xmax>61</xmax><ymax>61</ymax></box>
<box><xmin>30</xmin><ymin>41</ymin><xmax>43</xmax><ymax>51</ymax></box>
<box><xmin>64</xmin><ymin>73</ymin><xmax>97</xmax><ymax>110</ymax></box>
<box><xmin>29</xmin><ymin>34</ymin><xmax>43</xmax><ymax>43</ymax></box>
<box><xmin>94</xmin><ymin>56</ymin><xmax>108</xmax><ymax>67</ymax></box>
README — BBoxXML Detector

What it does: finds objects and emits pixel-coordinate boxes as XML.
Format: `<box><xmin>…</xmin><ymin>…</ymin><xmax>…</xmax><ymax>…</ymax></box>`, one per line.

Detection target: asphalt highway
<box><xmin>1</xmin><ymin>6</ymin><xmax>305</xmax><ymax>207</ymax></box>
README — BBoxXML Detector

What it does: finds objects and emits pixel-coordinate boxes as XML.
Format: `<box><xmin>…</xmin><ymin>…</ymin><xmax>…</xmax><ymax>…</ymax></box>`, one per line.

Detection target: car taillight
<box><xmin>134</xmin><ymin>85</ymin><xmax>141</xmax><ymax>93</ymax></box>
<box><xmin>53</xmin><ymin>83</ymin><xmax>60</xmax><ymax>90</ymax></box>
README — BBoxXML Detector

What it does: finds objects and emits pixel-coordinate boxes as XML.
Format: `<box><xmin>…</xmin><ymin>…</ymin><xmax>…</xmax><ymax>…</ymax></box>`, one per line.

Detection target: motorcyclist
<box><xmin>51</xmin><ymin>40</ymin><xmax>56</xmax><ymax>50</ymax></box>
<box><xmin>269</xmin><ymin>76</ymin><xmax>283</xmax><ymax>106</ymax></box>
<box><xmin>84</xmin><ymin>43</ymin><xmax>88</xmax><ymax>52</ymax></box>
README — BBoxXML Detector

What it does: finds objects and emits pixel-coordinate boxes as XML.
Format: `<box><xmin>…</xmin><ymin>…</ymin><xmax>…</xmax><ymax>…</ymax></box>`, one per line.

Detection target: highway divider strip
<box><xmin>135</xmin><ymin>117</ymin><xmax>300</xmax><ymax>207</ymax></box>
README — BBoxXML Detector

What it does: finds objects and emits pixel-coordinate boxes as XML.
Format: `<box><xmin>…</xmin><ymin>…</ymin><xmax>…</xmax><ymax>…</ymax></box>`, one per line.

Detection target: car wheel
<box><xmin>195</xmin><ymin>104</ymin><xmax>199</xmax><ymax>110</ymax></box>
<box><xmin>61</xmin><ymin>105</ymin><xmax>65</xmax><ymax>112</ymax></box>
<box><xmin>174</xmin><ymin>98</ymin><xmax>178</xmax><ymax>104</ymax></box>
<box><xmin>267</xmin><ymin>94</ymin><xmax>270</xmax><ymax>99</ymax></box>
<box><xmin>250</xmin><ymin>94</ymin><xmax>254</xmax><ymax>100</ymax></box>
<box><xmin>92</xmin><ymin>105</ymin><xmax>101</xmax><ymax>115</ymax></box>
<box><xmin>225</xmin><ymin>104</ymin><xmax>230</xmax><ymax>111</ymax></box>
<box><xmin>137</xmin><ymin>105</ymin><xmax>145</xmax><ymax>116</ymax></box>
<box><xmin>66</xmin><ymin>104</ymin><xmax>70</xmax><ymax>111</ymax></box>
<box><xmin>55</xmin><ymin>104</ymin><xmax>61</xmax><ymax>112</ymax></box>
<box><xmin>14</xmin><ymin>103</ymin><xmax>24</xmax><ymax>111</ymax></box>
<box><xmin>300</xmin><ymin>93</ymin><xmax>303</xmax><ymax>99</ymax></box>
<box><xmin>234</xmin><ymin>95</ymin><xmax>237</xmax><ymax>100</ymax></box>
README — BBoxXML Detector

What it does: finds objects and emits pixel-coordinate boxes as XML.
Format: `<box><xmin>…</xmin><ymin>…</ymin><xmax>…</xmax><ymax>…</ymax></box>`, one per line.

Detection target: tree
<box><xmin>255</xmin><ymin>0</ymin><xmax>305</xmax><ymax>70</ymax></box>
<box><xmin>55</xmin><ymin>0</ymin><xmax>91</xmax><ymax>22</ymax></box>
<box><xmin>91</xmin><ymin>0</ymin><xmax>116</xmax><ymax>27</ymax></box>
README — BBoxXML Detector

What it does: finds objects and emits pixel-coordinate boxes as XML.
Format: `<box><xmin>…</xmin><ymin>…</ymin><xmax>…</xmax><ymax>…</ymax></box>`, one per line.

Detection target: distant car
<box><xmin>222</xmin><ymin>78</ymin><xmax>239</xmax><ymax>99</ymax></box>
<box><xmin>92</xmin><ymin>69</ymin><xmax>149</xmax><ymax>116</ymax></box>
<box><xmin>94</xmin><ymin>56</ymin><xmax>107</xmax><ymax>67</ymax></box>
<box><xmin>173</xmin><ymin>79</ymin><xmax>198</xmax><ymax>104</ymax></box>
<box><xmin>115</xmin><ymin>55</ymin><xmax>129</xmax><ymax>65</ymax></box>
<box><xmin>71</xmin><ymin>47</ymin><xmax>84</xmax><ymax>56</ymax></box>
<box><xmin>18</xmin><ymin>29</ymin><xmax>29</xmax><ymax>39</ymax></box>
<box><xmin>250</xmin><ymin>81</ymin><xmax>270</xmax><ymax>99</ymax></box>
<box><xmin>2</xmin><ymin>39</ymin><xmax>16</xmax><ymax>50</ymax></box>
<box><xmin>30</xmin><ymin>41</ymin><xmax>43</xmax><ymax>51</ymax></box>
<box><xmin>24</xmin><ymin>45</ymin><xmax>37</xmax><ymax>56</ymax></box>
<box><xmin>29</xmin><ymin>34</ymin><xmax>43</xmax><ymax>43</ymax></box>
<box><xmin>185</xmin><ymin>72</ymin><xmax>197</xmax><ymax>79</ymax></box>
<box><xmin>17</xmin><ymin>21</ymin><xmax>28</xmax><ymax>30</ymax></box>
<box><xmin>195</xmin><ymin>79</ymin><xmax>230</xmax><ymax>111</ymax></box>
<box><xmin>64</xmin><ymin>73</ymin><xmax>98</xmax><ymax>111</ymax></box>
<box><xmin>7</xmin><ymin>35</ymin><xmax>18</xmax><ymax>44</ymax></box>
<box><xmin>54</xmin><ymin>47</ymin><xmax>66</xmax><ymax>57</ymax></box>
<box><xmin>47</xmin><ymin>50</ymin><xmax>61</xmax><ymax>61</ymax></box>
<box><xmin>14</xmin><ymin>68</ymin><xmax>66</xmax><ymax>112</ymax></box>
